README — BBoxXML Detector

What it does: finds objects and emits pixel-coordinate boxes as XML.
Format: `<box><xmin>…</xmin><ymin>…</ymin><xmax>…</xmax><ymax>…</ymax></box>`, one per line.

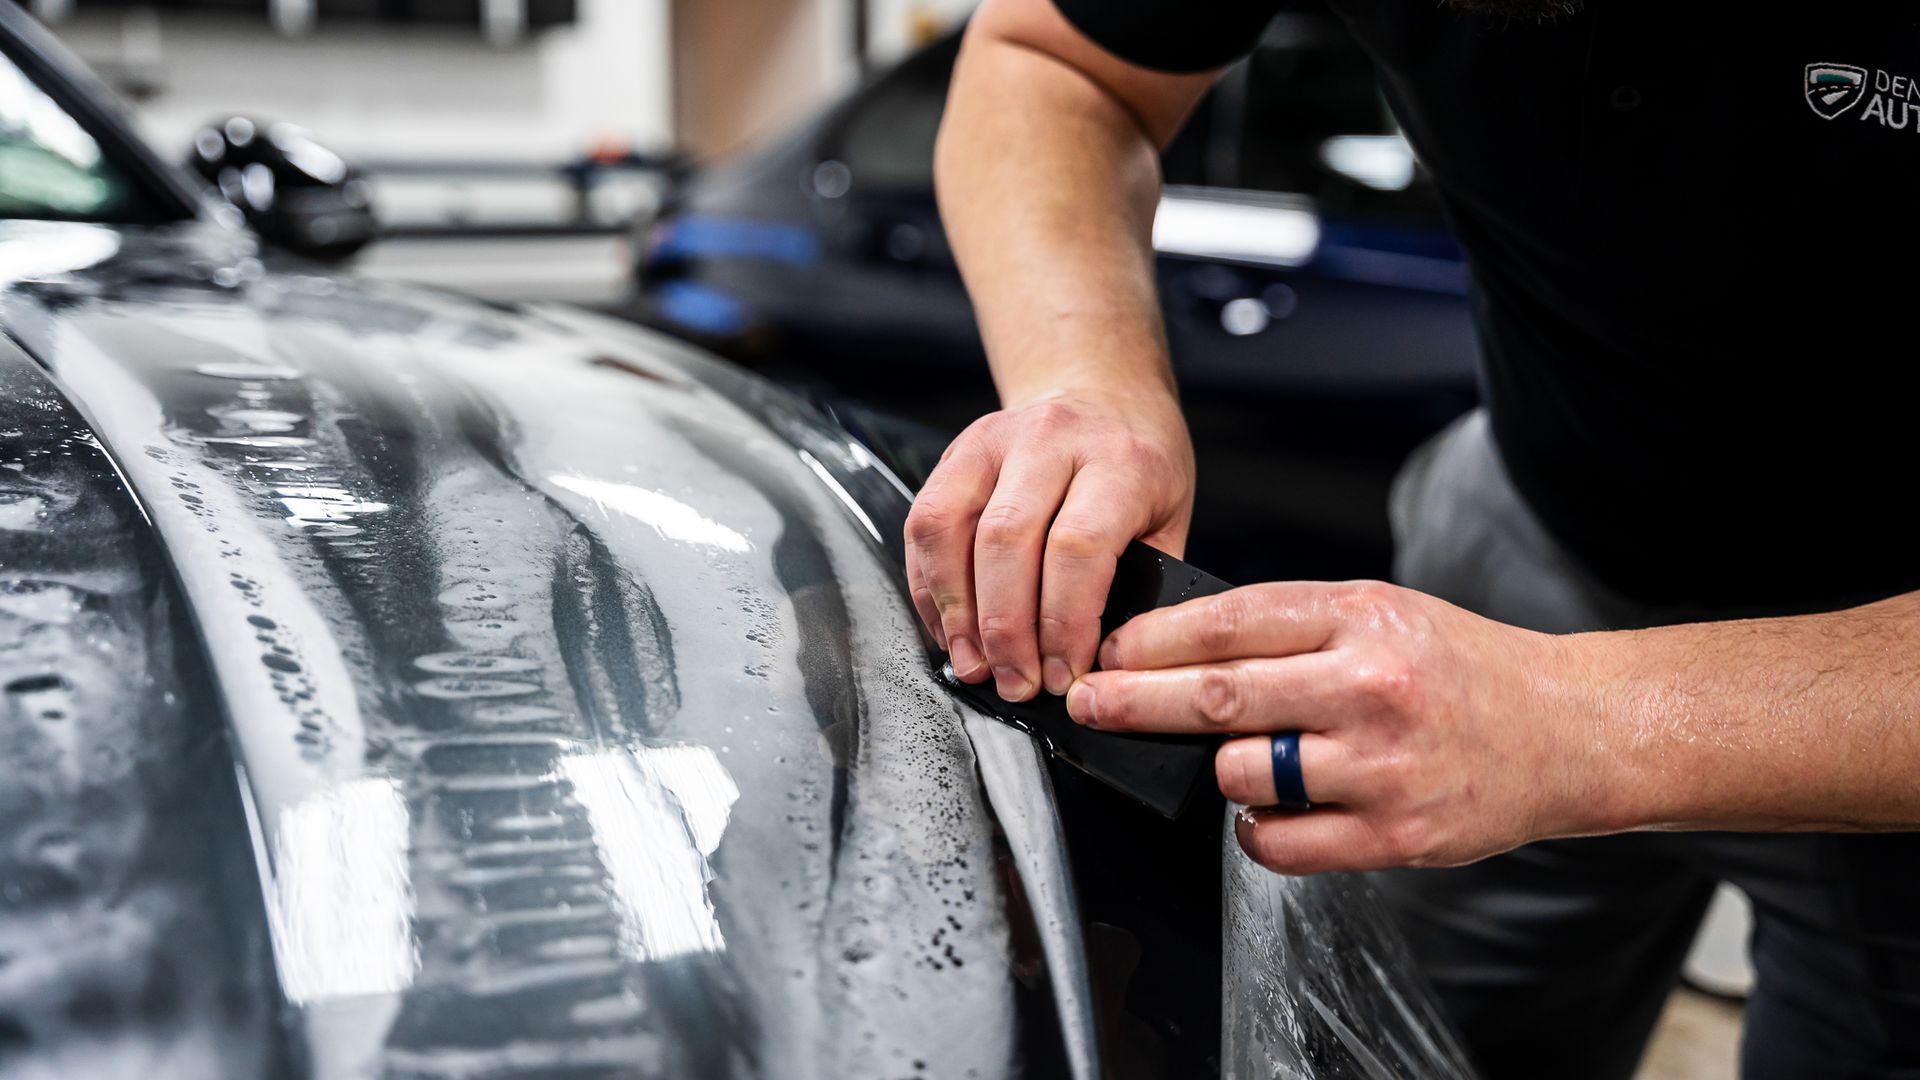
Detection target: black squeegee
<box><xmin>939</xmin><ymin>541</ymin><xmax>1234</xmax><ymax>819</ymax></box>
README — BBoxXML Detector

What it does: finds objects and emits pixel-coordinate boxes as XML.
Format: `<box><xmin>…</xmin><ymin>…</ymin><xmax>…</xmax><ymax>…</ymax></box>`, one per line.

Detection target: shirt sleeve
<box><xmin>1051</xmin><ymin>0</ymin><xmax>1286</xmax><ymax>73</ymax></box>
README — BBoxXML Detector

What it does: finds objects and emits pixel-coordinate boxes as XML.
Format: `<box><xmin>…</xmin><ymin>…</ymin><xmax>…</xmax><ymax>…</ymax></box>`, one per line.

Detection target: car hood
<box><xmin>0</xmin><ymin>219</ymin><xmax>1472</xmax><ymax>1080</ymax></box>
<box><xmin>1</xmin><ymin>217</ymin><xmax>1100</xmax><ymax>1078</ymax></box>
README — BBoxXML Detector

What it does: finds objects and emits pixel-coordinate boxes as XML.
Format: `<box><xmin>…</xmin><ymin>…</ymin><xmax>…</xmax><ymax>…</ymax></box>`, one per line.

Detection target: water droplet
<box><xmin>194</xmin><ymin>361</ymin><xmax>300</xmax><ymax>380</ymax></box>
<box><xmin>209</xmin><ymin>406</ymin><xmax>304</xmax><ymax>433</ymax></box>
<box><xmin>262</xmin><ymin>653</ymin><xmax>301</xmax><ymax>674</ymax></box>
<box><xmin>413</xmin><ymin>676</ymin><xmax>541</xmax><ymax>700</ymax></box>
<box><xmin>414</xmin><ymin>652</ymin><xmax>542</xmax><ymax>676</ymax></box>
<box><xmin>471</xmin><ymin>703</ymin><xmax>566</xmax><ymax>724</ymax></box>
<box><xmin>201</xmin><ymin>435</ymin><xmax>315</xmax><ymax>450</ymax></box>
<box><xmin>437</xmin><ymin>584</ymin><xmax>509</xmax><ymax>609</ymax></box>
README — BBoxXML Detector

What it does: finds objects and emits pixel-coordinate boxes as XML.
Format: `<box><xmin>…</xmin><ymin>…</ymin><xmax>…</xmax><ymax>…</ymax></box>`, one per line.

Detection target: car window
<box><xmin>0</xmin><ymin>47</ymin><xmax>152</xmax><ymax>221</ymax></box>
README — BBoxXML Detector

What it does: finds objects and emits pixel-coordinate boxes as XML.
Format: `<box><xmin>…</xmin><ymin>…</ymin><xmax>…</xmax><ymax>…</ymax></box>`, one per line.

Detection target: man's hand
<box><xmin>1065</xmin><ymin>581</ymin><xmax>1616</xmax><ymax>874</ymax></box>
<box><xmin>914</xmin><ymin>0</ymin><xmax>1217</xmax><ymax>703</ymax></box>
<box><xmin>905</xmin><ymin>387</ymin><xmax>1195</xmax><ymax>702</ymax></box>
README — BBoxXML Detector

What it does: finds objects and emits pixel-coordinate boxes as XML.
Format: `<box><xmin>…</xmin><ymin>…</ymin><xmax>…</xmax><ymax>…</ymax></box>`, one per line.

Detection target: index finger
<box><xmin>1098</xmin><ymin>582</ymin><xmax>1341</xmax><ymax>672</ymax></box>
<box><xmin>1035</xmin><ymin>466</ymin><xmax>1148</xmax><ymax>694</ymax></box>
<box><xmin>905</xmin><ymin>442</ymin><xmax>999</xmax><ymax>680</ymax></box>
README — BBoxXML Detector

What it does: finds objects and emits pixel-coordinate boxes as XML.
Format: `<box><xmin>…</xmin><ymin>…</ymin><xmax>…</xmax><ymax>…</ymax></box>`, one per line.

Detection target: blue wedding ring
<box><xmin>1269</xmin><ymin>731</ymin><xmax>1310</xmax><ymax>809</ymax></box>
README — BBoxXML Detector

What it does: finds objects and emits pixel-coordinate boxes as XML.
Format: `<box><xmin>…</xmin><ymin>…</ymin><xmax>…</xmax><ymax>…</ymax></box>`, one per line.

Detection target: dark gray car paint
<box><xmin>0</xmin><ymin>214</ymin><xmax>1474</xmax><ymax>1079</ymax></box>
<box><xmin>0</xmin><ymin>331</ymin><xmax>288</xmax><ymax>1078</ymax></box>
<box><xmin>1</xmin><ymin>212</ymin><xmax>1068</xmax><ymax>1075</ymax></box>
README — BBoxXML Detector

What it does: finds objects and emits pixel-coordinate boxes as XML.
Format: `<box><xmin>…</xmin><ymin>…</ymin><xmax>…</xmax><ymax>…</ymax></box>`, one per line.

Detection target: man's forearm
<box><xmin>936</xmin><ymin>10</ymin><xmax>1196</xmax><ymax>407</ymax></box>
<box><xmin>1065</xmin><ymin>576</ymin><xmax>1920</xmax><ymax>874</ymax></box>
<box><xmin>908</xmin><ymin>0</ymin><xmax>1216</xmax><ymax>701</ymax></box>
<box><xmin>1575</xmin><ymin>591</ymin><xmax>1920</xmax><ymax>833</ymax></box>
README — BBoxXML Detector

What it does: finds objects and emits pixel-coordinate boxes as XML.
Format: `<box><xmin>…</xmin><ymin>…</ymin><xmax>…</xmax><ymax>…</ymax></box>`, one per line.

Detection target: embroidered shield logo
<box><xmin>1806</xmin><ymin>63</ymin><xmax>1868</xmax><ymax>120</ymax></box>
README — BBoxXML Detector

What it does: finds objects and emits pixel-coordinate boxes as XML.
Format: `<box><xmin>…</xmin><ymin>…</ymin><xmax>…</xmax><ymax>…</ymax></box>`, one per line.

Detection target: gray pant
<box><xmin>1377</xmin><ymin>410</ymin><xmax>1920</xmax><ymax>1080</ymax></box>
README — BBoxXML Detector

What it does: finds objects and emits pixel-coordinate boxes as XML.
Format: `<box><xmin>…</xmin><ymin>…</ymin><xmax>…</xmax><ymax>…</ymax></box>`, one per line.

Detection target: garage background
<box><xmin>22</xmin><ymin>0</ymin><xmax>971</xmax><ymax>303</ymax></box>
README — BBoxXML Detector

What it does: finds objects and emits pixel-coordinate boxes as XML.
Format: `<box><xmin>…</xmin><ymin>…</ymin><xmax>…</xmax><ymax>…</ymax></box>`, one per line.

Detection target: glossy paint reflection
<box><xmin>1221</xmin><ymin>810</ymin><xmax>1475</xmax><ymax>1079</ymax></box>
<box><xmin>1</xmin><ymin>222</ymin><xmax>1071</xmax><ymax>1077</ymax></box>
<box><xmin>0</xmin><ymin>220</ymin><xmax>119</xmax><ymax>287</ymax></box>
<box><xmin>548</xmin><ymin>473</ymin><xmax>753</xmax><ymax>554</ymax></box>
<box><xmin>0</xmin><ymin>339</ymin><xmax>283</xmax><ymax>1079</ymax></box>
<box><xmin>560</xmin><ymin>745</ymin><xmax>739</xmax><ymax>963</ymax></box>
<box><xmin>0</xmin><ymin>212</ymin><xmax>1474</xmax><ymax>1079</ymax></box>
<box><xmin>266</xmin><ymin>777</ymin><xmax>418</xmax><ymax>1005</ymax></box>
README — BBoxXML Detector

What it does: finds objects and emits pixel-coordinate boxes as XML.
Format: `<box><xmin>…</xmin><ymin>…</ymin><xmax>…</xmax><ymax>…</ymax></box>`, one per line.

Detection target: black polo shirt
<box><xmin>1055</xmin><ymin>0</ymin><xmax>1920</xmax><ymax>614</ymax></box>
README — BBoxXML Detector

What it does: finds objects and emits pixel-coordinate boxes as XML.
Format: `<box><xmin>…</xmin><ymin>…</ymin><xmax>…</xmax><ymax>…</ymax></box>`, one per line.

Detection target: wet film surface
<box><xmin>1223</xmin><ymin>817</ymin><xmax>1476</xmax><ymax>1079</ymax></box>
<box><xmin>0</xmin><ymin>218</ymin><xmax>1475</xmax><ymax>1079</ymax></box>
<box><xmin>0</xmin><ymin>336</ymin><xmax>288</xmax><ymax>1079</ymax></box>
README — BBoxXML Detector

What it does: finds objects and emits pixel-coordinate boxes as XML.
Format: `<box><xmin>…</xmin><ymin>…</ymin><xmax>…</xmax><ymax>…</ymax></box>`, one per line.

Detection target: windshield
<box><xmin>0</xmin><ymin>44</ymin><xmax>158</xmax><ymax>222</ymax></box>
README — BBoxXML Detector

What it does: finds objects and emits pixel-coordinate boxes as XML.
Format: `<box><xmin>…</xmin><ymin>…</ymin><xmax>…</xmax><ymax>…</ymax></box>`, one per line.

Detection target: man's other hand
<box><xmin>904</xmin><ymin>388</ymin><xmax>1195</xmax><ymax>702</ymax></box>
<box><xmin>1066</xmin><ymin>581</ymin><xmax>1617</xmax><ymax>874</ymax></box>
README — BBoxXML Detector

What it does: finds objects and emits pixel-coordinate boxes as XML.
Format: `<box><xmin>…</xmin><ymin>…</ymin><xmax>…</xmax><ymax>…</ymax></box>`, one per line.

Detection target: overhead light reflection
<box><xmin>1153</xmin><ymin>189</ymin><xmax>1321</xmax><ymax>267</ymax></box>
<box><xmin>1318</xmin><ymin>134</ymin><xmax>1418</xmax><ymax>192</ymax></box>
<box><xmin>264</xmin><ymin>777</ymin><xmax>418</xmax><ymax>1004</ymax></box>
<box><xmin>0</xmin><ymin>222</ymin><xmax>120</xmax><ymax>287</ymax></box>
<box><xmin>269</xmin><ymin>122</ymin><xmax>349</xmax><ymax>184</ymax></box>
<box><xmin>798</xmin><ymin>447</ymin><xmax>881</xmax><ymax>544</ymax></box>
<box><xmin>548</xmin><ymin>473</ymin><xmax>751</xmax><ymax>553</ymax></box>
<box><xmin>0</xmin><ymin>59</ymin><xmax>103</xmax><ymax>169</ymax></box>
<box><xmin>559</xmin><ymin>744</ymin><xmax>739</xmax><ymax>963</ymax></box>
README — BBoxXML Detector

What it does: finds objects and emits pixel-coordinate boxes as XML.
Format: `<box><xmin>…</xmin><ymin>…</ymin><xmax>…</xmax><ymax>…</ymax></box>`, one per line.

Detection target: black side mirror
<box><xmin>187</xmin><ymin>116</ymin><xmax>378</xmax><ymax>262</ymax></box>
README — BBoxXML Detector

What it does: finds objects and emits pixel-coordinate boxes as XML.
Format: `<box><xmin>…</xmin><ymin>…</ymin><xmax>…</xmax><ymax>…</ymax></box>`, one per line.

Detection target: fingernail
<box><xmin>993</xmin><ymin>666</ymin><xmax>1034</xmax><ymax>702</ymax></box>
<box><xmin>1097</xmin><ymin>637</ymin><xmax>1119</xmax><ymax>670</ymax></box>
<box><xmin>1041</xmin><ymin>657</ymin><xmax>1072</xmax><ymax>695</ymax></box>
<box><xmin>950</xmin><ymin>636</ymin><xmax>984</xmax><ymax>679</ymax></box>
<box><xmin>1066</xmin><ymin>681</ymin><xmax>1097</xmax><ymax>726</ymax></box>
